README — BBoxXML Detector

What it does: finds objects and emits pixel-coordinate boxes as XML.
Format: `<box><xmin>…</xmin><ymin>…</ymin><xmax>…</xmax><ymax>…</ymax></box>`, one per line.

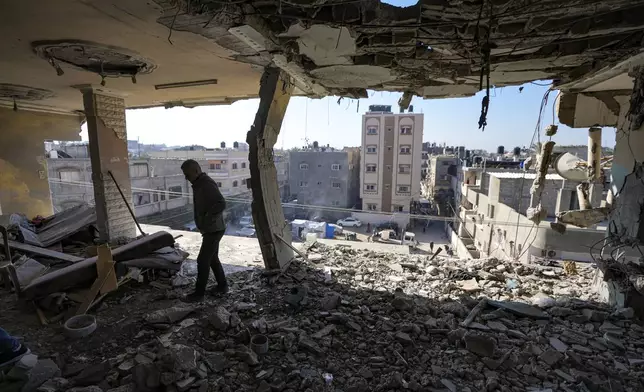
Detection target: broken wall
<box><xmin>0</xmin><ymin>107</ymin><xmax>82</xmax><ymax>217</ymax></box>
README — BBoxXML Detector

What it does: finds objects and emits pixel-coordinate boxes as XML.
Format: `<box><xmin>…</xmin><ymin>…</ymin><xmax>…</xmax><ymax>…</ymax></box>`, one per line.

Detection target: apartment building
<box><xmin>147</xmin><ymin>145</ymin><xmax>251</xmax><ymax>197</ymax></box>
<box><xmin>360</xmin><ymin>105</ymin><xmax>423</xmax><ymax>213</ymax></box>
<box><xmin>288</xmin><ymin>146</ymin><xmax>360</xmax><ymax>209</ymax></box>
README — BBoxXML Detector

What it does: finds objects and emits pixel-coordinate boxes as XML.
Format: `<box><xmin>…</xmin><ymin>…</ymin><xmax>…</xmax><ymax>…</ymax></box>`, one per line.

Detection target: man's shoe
<box><xmin>0</xmin><ymin>344</ymin><xmax>30</xmax><ymax>368</ymax></box>
<box><xmin>181</xmin><ymin>292</ymin><xmax>205</xmax><ymax>303</ymax></box>
<box><xmin>210</xmin><ymin>285</ymin><xmax>229</xmax><ymax>296</ymax></box>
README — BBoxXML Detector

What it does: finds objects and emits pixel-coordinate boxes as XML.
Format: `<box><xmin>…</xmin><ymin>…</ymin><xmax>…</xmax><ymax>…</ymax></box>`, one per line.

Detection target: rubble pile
<box><xmin>5</xmin><ymin>243</ymin><xmax>644</xmax><ymax>392</ymax></box>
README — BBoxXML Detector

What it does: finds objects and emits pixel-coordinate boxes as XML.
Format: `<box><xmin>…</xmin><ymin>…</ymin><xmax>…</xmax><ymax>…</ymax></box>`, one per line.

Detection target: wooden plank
<box><xmin>96</xmin><ymin>244</ymin><xmax>117</xmax><ymax>294</ymax></box>
<box><xmin>75</xmin><ymin>266</ymin><xmax>115</xmax><ymax>316</ymax></box>
<box><xmin>5</xmin><ymin>240</ymin><xmax>84</xmax><ymax>263</ymax></box>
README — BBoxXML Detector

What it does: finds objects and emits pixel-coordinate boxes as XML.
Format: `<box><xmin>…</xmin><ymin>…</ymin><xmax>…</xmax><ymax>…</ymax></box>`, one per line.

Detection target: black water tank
<box><xmin>474</xmin><ymin>156</ymin><xmax>483</xmax><ymax>165</ymax></box>
<box><xmin>313</xmin><ymin>141</ymin><xmax>319</xmax><ymax>149</ymax></box>
<box><xmin>513</xmin><ymin>146</ymin><xmax>521</xmax><ymax>156</ymax></box>
<box><xmin>497</xmin><ymin>145</ymin><xmax>505</xmax><ymax>155</ymax></box>
<box><xmin>233</xmin><ymin>141</ymin><xmax>239</xmax><ymax>149</ymax></box>
<box><xmin>220</xmin><ymin>142</ymin><xmax>226</xmax><ymax>149</ymax></box>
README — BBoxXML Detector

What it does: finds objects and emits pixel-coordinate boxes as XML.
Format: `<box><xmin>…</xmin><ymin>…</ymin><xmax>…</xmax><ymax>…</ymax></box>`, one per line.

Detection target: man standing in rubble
<box><xmin>181</xmin><ymin>159</ymin><xmax>228</xmax><ymax>302</ymax></box>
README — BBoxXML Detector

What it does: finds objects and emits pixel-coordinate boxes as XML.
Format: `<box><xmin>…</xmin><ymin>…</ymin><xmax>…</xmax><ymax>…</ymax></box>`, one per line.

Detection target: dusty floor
<box><xmin>1</xmin><ymin>233</ymin><xmax>642</xmax><ymax>392</ymax></box>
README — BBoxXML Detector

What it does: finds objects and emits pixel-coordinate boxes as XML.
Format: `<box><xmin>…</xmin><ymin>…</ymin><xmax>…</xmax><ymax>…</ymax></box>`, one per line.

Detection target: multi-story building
<box><xmin>360</xmin><ymin>105</ymin><xmax>424</xmax><ymax>213</ymax></box>
<box><xmin>47</xmin><ymin>143</ymin><xmax>254</xmax><ymax>228</ymax></box>
<box><xmin>274</xmin><ymin>150</ymin><xmax>290</xmax><ymax>201</ymax></box>
<box><xmin>288</xmin><ymin>146</ymin><xmax>360</xmax><ymax>211</ymax></box>
<box><xmin>421</xmin><ymin>155</ymin><xmax>459</xmax><ymax>216</ymax></box>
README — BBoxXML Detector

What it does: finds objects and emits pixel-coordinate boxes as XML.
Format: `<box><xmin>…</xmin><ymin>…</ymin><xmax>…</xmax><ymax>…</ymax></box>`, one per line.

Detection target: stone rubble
<box><xmin>4</xmin><ymin>243</ymin><xmax>644</xmax><ymax>392</ymax></box>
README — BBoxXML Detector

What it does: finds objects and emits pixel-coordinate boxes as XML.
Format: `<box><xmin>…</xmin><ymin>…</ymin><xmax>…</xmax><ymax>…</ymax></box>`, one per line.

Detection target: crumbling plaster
<box><xmin>165</xmin><ymin>0</ymin><xmax>644</xmax><ymax>99</ymax></box>
<box><xmin>0</xmin><ymin>107</ymin><xmax>83</xmax><ymax>217</ymax></box>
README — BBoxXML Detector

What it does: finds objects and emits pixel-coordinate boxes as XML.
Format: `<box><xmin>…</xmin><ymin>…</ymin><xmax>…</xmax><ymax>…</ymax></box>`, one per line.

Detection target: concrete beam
<box><xmin>247</xmin><ymin>68</ymin><xmax>294</xmax><ymax>270</ymax></box>
<box><xmin>82</xmin><ymin>87</ymin><xmax>136</xmax><ymax>242</ymax></box>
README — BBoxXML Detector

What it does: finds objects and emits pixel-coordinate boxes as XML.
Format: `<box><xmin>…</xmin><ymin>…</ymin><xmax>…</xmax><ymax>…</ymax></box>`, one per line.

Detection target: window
<box><xmin>168</xmin><ymin>185</ymin><xmax>182</xmax><ymax>199</ymax></box>
<box><xmin>241</xmin><ymin>162</ymin><xmax>246</xmax><ymax>169</ymax></box>
<box><xmin>488</xmin><ymin>205</ymin><xmax>495</xmax><ymax>219</ymax></box>
<box><xmin>216</xmin><ymin>182</ymin><xmax>223</xmax><ymax>187</ymax></box>
<box><xmin>210</xmin><ymin>163</ymin><xmax>222</xmax><ymax>170</ymax></box>
<box><xmin>332</xmin><ymin>200</ymin><xmax>340</xmax><ymax>206</ymax></box>
<box><xmin>398</xmin><ymin>164</ymin><xmax>411</xmax><ymax>174</ymax></box>
<box><xmin>232</xmin><ymin>163</ymin><xmax>238</xmax><ymax>170</ymax></box>
<box><xmin>153</xmin><ymin>192</ymin><xmax>159</xmax><ymax>203</ymax></box>
<box><xmin>366</xmin><ymin>145</ymin><xmax>377</xmax><ymax>154</ymax></box>
<box><xmin>300</xmin><ymin>163</ymin><xmax>309</xmax><ymax>170</ymax></box>
<box><xmin>332</xmin><ymin>182</ymin><xmax>341</xmax><ymax>189</ymax></box>
<box><xmin>133</xmin><ymin>192</ymin><xmax>151</xmax><ymax>206</ymax></box>
<box><xmin>130</xmin><ymin>163</ymin><xmax>149</xmax><ymax>178</ymax></box>
<box><xmin>331</xmin><ymin>164</ymin><xmax>341</xmax><ymax>171</ymax></box>
<box><xmin>397</xmin><ymin>185</ymin><xmax>410</xmax><ymax>193</ymax></box>
<box><xmin>393</xmin><ymin>205</ymin><xmax>404</xmax><ymax>212</ymax></box>
<box><xmin>209</xmin><ymin>163</ymin><xmax>216</xmax><ymax>170</ymax></box>
<box><xmin>366</xmin><ymin>164</ymin><xmax>377</xmax><ymax>172</ymax></box>
<box><xmin>232</xmin><ymin>180</ymin><xmax>238</xmax><ymax>187</ymax></box>
<box><xmin>367</xmin><ymin>126</ymin><xmax>378</xmax><ymax>135</ymax></box>
<box><xmin>400</xmin><ymin>126</ymin><xmax>412</xmax><ymax>135</ymax></box>
<box><xmin>364</xmin><ymin>184</ymin><xmax>376</xmax><ymax>191</ymax></box>
<box><xmin>300</xmin><ymin>181</ymin><xmax>308</xmax><ymax>187</ymax></box>
<box><xmin>317</xmin><ymin>181</ymin><xmax>323</xmax><ymax>185</ymax></box>
<box><xmin>58</xmin><ymin>169</ymin><xmax>81</xmax><ymax>183</ymax></box>
<box><xmin>400</xmin><ymin>145</ymin><xmax>411</xmax><ymax>154</ymax></box>
<box><xmin>367</xmin><ymin>204</ymin><xmax>377</xmax><ymax>211</ymax></box>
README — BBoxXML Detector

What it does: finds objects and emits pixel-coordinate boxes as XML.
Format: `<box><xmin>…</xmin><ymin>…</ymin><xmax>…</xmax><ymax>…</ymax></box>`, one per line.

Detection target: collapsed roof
<box><xmin>163</xmin><ymin>0</ymin><xmax>644</xmax><ymax>99</ymax></box>
<box><xmin>1</xmin><ymin>0</ymin><xmax>643</xmax><ymax>113</ymax></box>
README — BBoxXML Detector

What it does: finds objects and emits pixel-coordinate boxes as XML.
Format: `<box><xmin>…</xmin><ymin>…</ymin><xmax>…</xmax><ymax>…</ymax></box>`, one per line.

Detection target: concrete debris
<box><xmin>4</xmin><ymin>244</ymin><xmax>644</xmax><ymax>392</ymax></box>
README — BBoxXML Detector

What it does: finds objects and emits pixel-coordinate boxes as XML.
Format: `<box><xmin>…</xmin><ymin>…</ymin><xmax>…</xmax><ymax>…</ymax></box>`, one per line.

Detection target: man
<box><xmin>181</xmin><ymin>159</ymin><xmax>228</xmax><ymax>302</ymax></box>
<box><xmin>0</xmin><ymin>327</ymin><xmax>29</xmax><ymax>368</ymax></box>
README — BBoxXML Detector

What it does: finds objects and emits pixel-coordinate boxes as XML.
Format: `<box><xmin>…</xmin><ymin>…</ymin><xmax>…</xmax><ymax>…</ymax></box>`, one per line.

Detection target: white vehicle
<box><xmin>235</xmin><ymin>225</ymin><xmax>256</xmax><ymax>237</ymax></box>
<box><xmin>239</xmin><ymin>216</ymin><xmax>253</xmax><ymax>227</ymax></box>
<box><xmin>336</xmin><ymin>217</ymin><xmax>362</xmax><ymax>227</ymax></box>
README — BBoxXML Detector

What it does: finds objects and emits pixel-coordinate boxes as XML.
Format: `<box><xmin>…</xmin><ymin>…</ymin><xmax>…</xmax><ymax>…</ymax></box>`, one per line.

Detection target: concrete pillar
<box><xmin>81</xmin><ymin>87</ymin><xmax>136</xmax><ymax>241</ymax></box>
<box><xmin>0</xmin><ymin>107</ymin><xmax>82</xmax><ymax>217</ymax></box>
<box><xmin>247</xmin><ymin>68</ymin><xmax>294</xmax><ymax>269</ymax></box>
<box><xmin>599</xmin><ymin>67</ymin><xmax>644</xmax><ymax>308</ymax></box>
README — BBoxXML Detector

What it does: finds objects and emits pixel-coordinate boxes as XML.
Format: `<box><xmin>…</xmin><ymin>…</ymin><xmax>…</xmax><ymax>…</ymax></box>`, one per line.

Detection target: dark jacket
<box><xmin>192</xmin><ymin>173</ymin><xmax>226</xmax><ymax>233</ymax></box>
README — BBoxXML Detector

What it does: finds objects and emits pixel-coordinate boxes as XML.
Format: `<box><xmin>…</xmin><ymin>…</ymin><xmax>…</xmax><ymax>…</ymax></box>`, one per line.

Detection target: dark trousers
<box><xmin>195</xmin><ymin>231</ymin><xmax>227</xmax><ymax>295</ymax></box>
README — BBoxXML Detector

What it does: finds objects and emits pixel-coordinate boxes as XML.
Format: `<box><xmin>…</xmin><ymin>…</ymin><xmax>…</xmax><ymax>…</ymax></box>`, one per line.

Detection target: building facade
<box><xmin>360</xmin><ymin>105</ymin><xmax>424</xmax><ymax>213</ymax></box>
<box><xmin>288</xmin><ymin>148</ymin><xmax>359</xmax><ymax>210</ymax></box>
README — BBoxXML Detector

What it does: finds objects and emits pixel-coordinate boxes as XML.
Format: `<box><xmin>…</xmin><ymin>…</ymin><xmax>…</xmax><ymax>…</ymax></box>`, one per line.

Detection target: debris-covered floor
<box><xmin>2</xmin><ymin>242</ymin><xmax>644</xmax><ymax>392</ymax></box>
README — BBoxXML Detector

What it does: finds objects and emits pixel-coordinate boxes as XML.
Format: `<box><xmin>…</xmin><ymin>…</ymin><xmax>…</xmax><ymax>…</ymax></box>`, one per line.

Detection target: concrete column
<box><xmin>599</xmin><ymin>67</ymin><xmax>644</xmax><ymax>308</ymax></box>
<box><xmin>81</xmin><ymin>87</ymin><xmax>136</xmax><ymax>241</ymax></box>
<box><xmin>247</xmin><ymin>68</ymin><xmax>293</xmax><ymax>269</ymax></box>
<box><xmin>0</xmin><ymin>107</ymin><xmax>82</xmax><ymax>217</ymax></box>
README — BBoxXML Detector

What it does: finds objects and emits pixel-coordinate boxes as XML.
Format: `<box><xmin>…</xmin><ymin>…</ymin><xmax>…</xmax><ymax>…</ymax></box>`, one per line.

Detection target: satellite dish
<box><xmin>554</xmin><ymin>152</ymin><xmax>588</xmax><ymax>182</ymax></box>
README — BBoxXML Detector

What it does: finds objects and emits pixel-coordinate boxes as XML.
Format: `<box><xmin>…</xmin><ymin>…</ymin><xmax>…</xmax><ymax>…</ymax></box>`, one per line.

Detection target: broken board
<box><xmin>75</xmin><ymin>244</ymin><xmax>117</xmax><ymax>316</ymax></box>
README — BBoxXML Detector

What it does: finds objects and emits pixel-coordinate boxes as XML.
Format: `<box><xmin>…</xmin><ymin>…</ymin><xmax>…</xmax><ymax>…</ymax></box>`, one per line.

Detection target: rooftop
<box><xmin>488</xmin><ymin>171</ymin><xmax>564</xmax><ymax>180</ymax></box>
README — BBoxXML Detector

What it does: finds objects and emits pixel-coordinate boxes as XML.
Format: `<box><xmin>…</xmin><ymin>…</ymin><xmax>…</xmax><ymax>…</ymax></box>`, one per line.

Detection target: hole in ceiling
<box><xmin>32</xmin><ymin>40</ymin><xmax>156</xmax><ymax>78</ymax></box>
<box><xmin>380</xmin><ymin>0</ymin><xmax>419</xmax><ymax>7</ymax></box>
<box><xmin>0</xmin><ymin>84</ymin><xmax>55</xmax><ymax>101</ymax></box>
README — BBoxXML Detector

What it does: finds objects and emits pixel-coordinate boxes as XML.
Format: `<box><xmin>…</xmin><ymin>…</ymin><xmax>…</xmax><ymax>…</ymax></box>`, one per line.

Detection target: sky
<box><xmin>81</xmin><ymin>83</ymin><xmax>616</xmax><ymax>152</ymax></box>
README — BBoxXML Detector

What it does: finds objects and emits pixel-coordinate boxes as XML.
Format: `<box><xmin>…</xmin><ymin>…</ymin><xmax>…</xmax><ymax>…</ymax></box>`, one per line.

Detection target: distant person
<box><xmin>0</xmin><ymin>327</ymin><xmax>29</xmax><ymax>367</ymax></box>
<box><xmin>181</xmin><ymin>159</ymin><xmax>228</xmax><ymax>302</ymax></box>
<box><xmin>430</xmin><ymin>242</ymin><xmax>434</xmax><ymax>252</ymax></box>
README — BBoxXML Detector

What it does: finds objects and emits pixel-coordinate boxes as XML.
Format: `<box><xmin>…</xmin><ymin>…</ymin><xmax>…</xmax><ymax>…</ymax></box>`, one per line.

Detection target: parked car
<box><xmin>328</xmin><ymin>223</ymin><xmax>344</xmax><ymax>235</ymax></box>
<box><xmin>336</xmin><ymin>217</ymin><xmax>362</xmax><ymax>227</ymax></box>
<box><xmin>183</xmin><ymin>222</ymin><xmax>198</xmax><ymax>232</ymax></box>
<box><xmin>239</xmin><ymin>216</ymin><xmax>253</xmax><ymax>227</ymax></box>
<box><xmin>235</xmin><ymin>225</ymin><xmax>256</xmax><ymax>237</ymax></box>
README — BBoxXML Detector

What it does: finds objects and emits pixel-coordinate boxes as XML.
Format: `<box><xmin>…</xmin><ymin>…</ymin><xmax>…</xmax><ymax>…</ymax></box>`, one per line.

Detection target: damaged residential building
<box><xmin>2</xmin><ymin>1</ymin><xmax>644</xmax><ymax>391</ymax></box>
<box><xmin>288</xmin><ymin>145</ymin><xmax>360</xmax><ymax>215</ymax></box>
